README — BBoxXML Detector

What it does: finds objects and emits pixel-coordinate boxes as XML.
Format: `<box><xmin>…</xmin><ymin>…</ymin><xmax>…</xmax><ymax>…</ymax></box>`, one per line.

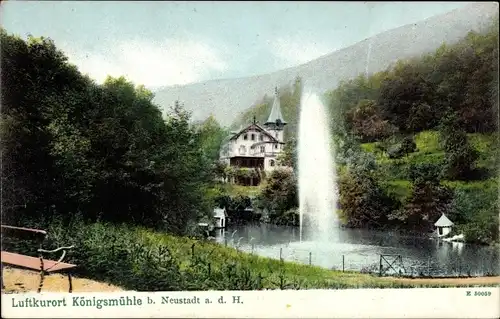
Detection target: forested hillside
<box><xmin>153</xmin><ymin>2</ymin><xmax>498</xmax><ymax>126</ymax></box>
<box><xmin>248</xmin><ymin>16</ymin><xmax>499</xmax><ymax>245</ymax></box>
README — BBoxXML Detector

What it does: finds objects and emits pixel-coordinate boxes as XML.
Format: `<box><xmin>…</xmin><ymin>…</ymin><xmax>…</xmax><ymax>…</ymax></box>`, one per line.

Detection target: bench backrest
<box><xmin>1</xmin><ymin>225</ymin><xmax>47</xmax><ymax>244</ymax></box>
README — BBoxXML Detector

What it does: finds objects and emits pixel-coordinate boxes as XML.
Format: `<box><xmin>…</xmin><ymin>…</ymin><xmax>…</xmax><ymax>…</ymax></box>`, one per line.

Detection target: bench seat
<box><xmin>1</xmin><ymin>251</ymin><xmax>77</xmax><ymax>273</ymax></box>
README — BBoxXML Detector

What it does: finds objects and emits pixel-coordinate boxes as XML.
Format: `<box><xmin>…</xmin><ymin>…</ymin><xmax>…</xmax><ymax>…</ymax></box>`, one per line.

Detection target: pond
<box><xmin>213</xmin><ymin>223</ymin><xmax>499</xmax><ymax>277</ymax></box>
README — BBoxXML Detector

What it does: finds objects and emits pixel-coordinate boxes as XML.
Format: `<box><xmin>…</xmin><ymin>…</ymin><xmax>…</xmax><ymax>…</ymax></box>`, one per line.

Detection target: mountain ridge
<box><xmin>152</xmin><ymin>2</ymin><xmax>499</xmax><ymax>126</ymax></box>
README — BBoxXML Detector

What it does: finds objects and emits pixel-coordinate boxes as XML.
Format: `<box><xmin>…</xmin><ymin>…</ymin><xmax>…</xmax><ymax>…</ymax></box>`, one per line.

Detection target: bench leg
<box><xmin>38</xmin><ymin>257</ymin><xmax>45</xmax><ymax>293</ymax></box>
<box><xmin>1</xmin><ymin>264</ymin><xmax>4</xmax><ymax>290</ymax></box>
<box><xmin>37</xmin><ymin>271</ymin><xmax>45</xmax><ymax>293</ymax></box>
<box><xmin>67</xmin><ymin>273</ymin><xmax>73</xmax><ymax>293</ymax></box>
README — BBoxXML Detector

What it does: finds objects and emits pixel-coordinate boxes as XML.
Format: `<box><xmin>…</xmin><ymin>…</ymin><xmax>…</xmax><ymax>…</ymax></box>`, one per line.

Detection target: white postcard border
<box><xmin>2</xmin><ymin>288</ymin><xmax>499</xmax><ymax>318</ymax></box>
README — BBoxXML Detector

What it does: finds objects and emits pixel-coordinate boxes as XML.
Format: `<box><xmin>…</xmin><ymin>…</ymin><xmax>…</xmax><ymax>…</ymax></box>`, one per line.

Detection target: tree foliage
<box><xmin>389</xmin><ymin>163</ymin><xmax>454</xmax><ymax>231</ymax></box>
<box><xmin>328</xmin><ymin>15</ymin><xmax>499</xmax><ymax>139</ymax></box>
<box><xmin>1</xmin><ymin>30</ymin><xmax>212</xmax><ymax>234</ymax></box>
<box><xmin>439</xmin><ymin>113</ymin><xmax>480</xmax><ymax>180</ymax></box>
<box><xmin>339</xmin><ymin>169</ymin><xmax>396</xmax><ymax>228</ymax></box>
<box><xmin>256</xmin><ymin>168</ymin><xmax>298</xmax><ymax>221</ymax></box>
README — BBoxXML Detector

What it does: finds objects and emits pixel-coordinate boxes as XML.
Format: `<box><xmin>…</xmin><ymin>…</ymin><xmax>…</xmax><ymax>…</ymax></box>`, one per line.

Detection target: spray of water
<box><xmin>298</xmin><ymin>91</ymin><xmax>339</xmax><ymax>245</ymax></box>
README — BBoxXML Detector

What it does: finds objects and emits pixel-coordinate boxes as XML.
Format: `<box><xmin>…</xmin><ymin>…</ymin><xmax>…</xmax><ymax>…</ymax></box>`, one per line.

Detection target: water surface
<box><xmin>214</xmin><ymin>224</ymin><xmax>499</xmax><ymax>277</ymax></box>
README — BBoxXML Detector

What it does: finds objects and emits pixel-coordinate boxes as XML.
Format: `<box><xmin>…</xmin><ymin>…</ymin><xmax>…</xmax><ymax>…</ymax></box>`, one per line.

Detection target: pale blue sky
<box><xmin>1</xmin><ymin>1</ymin><xmax>471</xmax><ymax>89</ymax></box>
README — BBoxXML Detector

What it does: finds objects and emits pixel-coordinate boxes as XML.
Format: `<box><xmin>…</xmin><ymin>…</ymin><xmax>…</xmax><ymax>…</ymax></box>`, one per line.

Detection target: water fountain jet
<box><xmin>298</xmin><ymin>90</ymin><xmax>339</xmax><ymax>251</ymax></box>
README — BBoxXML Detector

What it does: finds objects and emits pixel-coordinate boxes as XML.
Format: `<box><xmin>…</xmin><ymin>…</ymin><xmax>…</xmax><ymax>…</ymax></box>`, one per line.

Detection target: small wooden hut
<box><xmin>434</xmin><ymin>213</ymin><xmax>454</xmax><ymax>238</ymax></box>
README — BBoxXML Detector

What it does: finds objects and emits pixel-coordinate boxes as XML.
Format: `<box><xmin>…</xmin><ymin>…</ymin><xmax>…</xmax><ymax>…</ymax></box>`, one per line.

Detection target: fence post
<box><xmin>191</xmin><ymin>243</ymin><xmax>195</xmax><ymax>259</ymax></box>
<box><xmin>427</xmin><ymin>256</ymin><xmax>431</xmax><ymax>277</ymax></box>
<box><xmin>342</xmin><ymin>255</ymin><xmax>345</xmax><ymax>272</ymax></box>
<box><xmin>279</xmin><ymin>247</ymin><xmax>283</xmax><ymax>262</ymax></box>
<box><xmin>379</xmin><ymin>255</ymin><xmax>382</xmax><ymax>276</ymax></box>
<box><xmin>309</xmin><ymin>252</ymin><xmax>312</xmax><ymax>265</ymax></box>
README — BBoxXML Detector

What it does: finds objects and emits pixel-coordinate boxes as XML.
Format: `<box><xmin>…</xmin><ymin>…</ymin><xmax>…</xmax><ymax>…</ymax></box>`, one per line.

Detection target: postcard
<box><xmin>1</xmin><ymin>1</ymin><xmax>499</xmax><ymax>318</ymax></box>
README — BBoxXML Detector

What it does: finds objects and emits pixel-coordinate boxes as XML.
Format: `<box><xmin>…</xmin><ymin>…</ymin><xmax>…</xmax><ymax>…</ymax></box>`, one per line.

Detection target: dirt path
<box><xmin>385</xmin><ymin>276</ymin><xmax>500</xmax><ymax>286</ymax></box>
<box><xmin>1</xmin><ymin>267</ymin><xmax>124</xmax><ymax>293</ymax></box>
<box><xmin>3</xmin><ymin>266</ymin><xmax>498</xmax><ymax>293</ymax></box>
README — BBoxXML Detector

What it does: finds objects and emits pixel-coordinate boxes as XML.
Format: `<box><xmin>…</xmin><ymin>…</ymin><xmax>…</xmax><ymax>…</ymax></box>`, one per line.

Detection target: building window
<box><xmin>251</xmin><ymin>133</ymin><xmax>255</xmax><ymax>141</ymax></box>
<box><xmin>260</xmin><ymin>146</ymin><xmax>265</xmax><ymax>153</ymax></box>
<box><xmin>259</xmin><ymin>134</ymin><xmax>264</xmax><ymax>141</ymax></box>
<box><xmin>239</xmin><ymin>145</ymin><xmax>246</xmax><ymax>155</ymax></box>
<box><xmin>243</xmin><ymin>134</ymin><xmax>248</xmax><ymax>140</ymax></box>
<box><xmin>274</xmin><ymin>144</ymin><xmax>278</xmax><ymax>149</ymax></box>
<box><xmin>270</xmin><ymin>160</ymin><xmax>275</xmax><ymax>167</ymax></box>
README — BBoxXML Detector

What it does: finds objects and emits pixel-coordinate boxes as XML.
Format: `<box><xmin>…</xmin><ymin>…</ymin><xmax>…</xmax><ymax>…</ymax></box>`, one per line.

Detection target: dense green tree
<box><xmin>391</xmin><ymin>163</ymin><xmax>453</xmax><ymax>231</ymax></box>
<box><xmin>387</xmin><ymin>135</ymin><xmax>417</xmax><ymax>159</ymax></box>
<box><xmin>0</xmin><ymin>30</ymin><xmax>213</xmax><ymax>234</ymax></box>
<box><xmin>439</xmin><ymin>113</ymin><xmax>479</xmax><ymax>180</ymax></box>
<box><xmin>346</xmin><ymin>99</ymin><xmax>396</xmax><ymax>142</ymax></box>
<box><xmin>197</xmin><ymin>115</ymin><xmax>228</xmax><ymax>161</ymax></box>
<box><xmin>377</xmin><ymin>60</ymin><xmax>438</xmax><ymax>133</ymax></box>
<box><xmin>339</xmin><ymin>167</ymin><xmax>396</xmax><ymax>228</ymax></box>
<box><xmin>276</xmin><ymin>137</ymin><xmax>297</xmax><ymax>168</ymax></box>
<box><xmin>256</xmin><ymin>168</ymin><xmax>298</xmax><ymax>220</ymax></box>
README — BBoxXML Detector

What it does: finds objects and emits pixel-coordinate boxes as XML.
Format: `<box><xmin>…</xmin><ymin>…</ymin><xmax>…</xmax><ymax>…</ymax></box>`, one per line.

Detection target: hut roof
<box><xmin>434</xmin><ymin>214</ymin><xmax>454</xmax><ymax>227</ymax></box>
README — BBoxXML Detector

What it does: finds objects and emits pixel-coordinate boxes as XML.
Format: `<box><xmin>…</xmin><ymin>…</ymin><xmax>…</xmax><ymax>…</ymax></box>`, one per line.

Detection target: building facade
<box><xmin>219</xmin><ymin>87</ymin><xmax>287</xmax><ymax>185</ymax></box>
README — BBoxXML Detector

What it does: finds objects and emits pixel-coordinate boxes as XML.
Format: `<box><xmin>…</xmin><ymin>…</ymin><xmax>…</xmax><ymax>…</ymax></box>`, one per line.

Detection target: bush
<box><xmin>378</xmin><ymin>160</ymin><xmax>409</xmax><ymax>180</ymax></box>
<box><xmin>457</xmin><ymin>211</ymin><xmax>499</xmax><ymax>245</ymax></box>
<box><xmin>387</xmin><ymin>136</ymin><xmax>417</xmax><ymax>159</ymax></box>
<box><xmin>339</xmin><ymin>170</ymin><xmax>398</xmax><ymax>228</ymax></box>
<box><xmin>257</xmin><ymin>168</ymin><xmax>298</xmax><ymax>221</ymax></box>
<box><xmin>407</xmin><ymin>162</ymin><xmax>443</xmax><ymax>183</ymax></box>
<box><xmin>449</xmin><ymin>184</ymin><xmax>497</xmax><ymax>224</ymax></box>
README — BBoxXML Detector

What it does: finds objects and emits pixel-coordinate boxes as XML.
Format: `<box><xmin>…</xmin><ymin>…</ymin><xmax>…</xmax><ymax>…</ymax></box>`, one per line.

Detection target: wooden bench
<box><xmin>1</xmin><ymin>225</ymin><xmax>77</xmax><ymax>293</ymax></box>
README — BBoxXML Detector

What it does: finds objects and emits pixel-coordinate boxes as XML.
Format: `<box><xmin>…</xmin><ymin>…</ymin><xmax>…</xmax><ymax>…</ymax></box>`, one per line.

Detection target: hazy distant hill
<box><xmin>152</xmin><ymin>2</ymin><xmax>498</xmax><ymax>127</ymax></box>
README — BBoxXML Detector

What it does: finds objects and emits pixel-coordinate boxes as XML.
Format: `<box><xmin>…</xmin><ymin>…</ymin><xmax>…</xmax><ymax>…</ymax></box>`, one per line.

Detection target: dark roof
<box><xmin>264</xmin><ymin>87</ymin><xmax>287</xmax><ymax>126</ymax></box>
<box><xmin>229</xmin><ymin>123</ymin><xmax>278</xmax><ymax>142</ymax></box>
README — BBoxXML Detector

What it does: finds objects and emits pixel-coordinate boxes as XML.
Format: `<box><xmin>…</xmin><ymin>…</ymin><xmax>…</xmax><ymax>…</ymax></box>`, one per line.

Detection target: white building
<box><xmin>434</xmin><ymin>213</ymin><xmax>454</xmax><ymax>238</ymax></box>
<box><xmin>213</xmin><ymin>207</ymin><xmax>227</xmax><ymax>229</ymax></box>
<box><xmin>219</xmin><ymin>87</ymin><xmax>288</xmax><ymax>185</ymax></box>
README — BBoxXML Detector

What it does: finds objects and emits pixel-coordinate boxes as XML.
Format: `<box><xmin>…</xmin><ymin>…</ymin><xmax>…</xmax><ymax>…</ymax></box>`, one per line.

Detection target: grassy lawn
<box><xmin>361</xmin><ymin>130</ymin><xmax>497</xmax><ymax>166</ymax></box>
<box><xmin>359</xmin><ymin>130</ymin><xmax>497</xmax><ymax>187</ymax></box>
<box><xmin>220</xmin><ymin>183</ymin><xmax>263</xmax><ymax>197</ymax></box>
<box><xmin>8</xmin><ymin>218</ymin><xmax>498</xmax><ymax>291</ymax></box>
<box><xmin>382</xmin><ymin>180</ymin><xmax>412</xmax><ymax>201</ymax></box>
<box><xmin>131</xmin><ymin>226</ymin><xmax>497</xmax><ymax>289</ymax></box>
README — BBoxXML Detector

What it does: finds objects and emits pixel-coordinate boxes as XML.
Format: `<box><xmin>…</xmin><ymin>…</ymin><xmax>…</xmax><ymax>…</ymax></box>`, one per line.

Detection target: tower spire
<box><xmin>265</xmin><ymin>86</ymin><xmax>287</xmax><ymax>128</ymax></box>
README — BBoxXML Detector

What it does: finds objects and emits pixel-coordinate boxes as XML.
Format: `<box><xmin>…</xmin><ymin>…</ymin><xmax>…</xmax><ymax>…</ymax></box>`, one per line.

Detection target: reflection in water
<box><xmin>216</xmin><ymin>224</ymin><xmax>499</xmax><ymax>276</ymax></box>
<box><xmin>452</xmin><ymin>241</ymin><xmax>464</xmax><ymax>255</ymax></box>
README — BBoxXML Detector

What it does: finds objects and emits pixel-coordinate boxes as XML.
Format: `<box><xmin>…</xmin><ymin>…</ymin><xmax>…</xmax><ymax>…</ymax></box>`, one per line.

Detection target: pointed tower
<box><xmin>264</xmin><ymin>87</ymin><xmax>287</xmax><ymax>142</ymax></box>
